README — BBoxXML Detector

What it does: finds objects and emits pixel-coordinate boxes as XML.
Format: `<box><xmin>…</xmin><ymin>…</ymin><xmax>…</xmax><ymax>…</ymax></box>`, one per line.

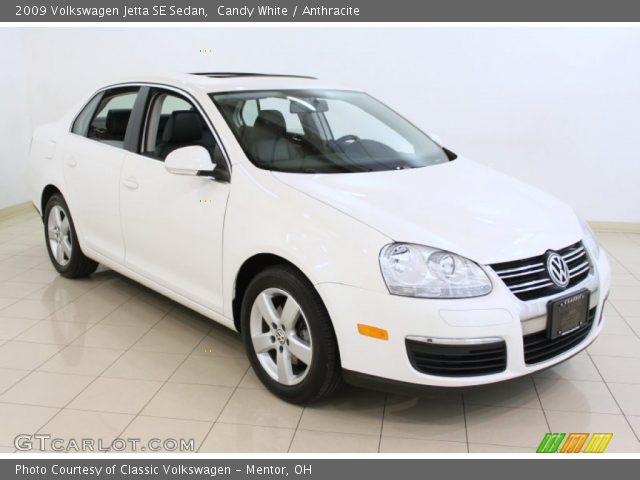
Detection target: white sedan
<box><xmin>29</xmin><ymin>72</ymin><xmax>610</xmax><ymax>403</ymax></box>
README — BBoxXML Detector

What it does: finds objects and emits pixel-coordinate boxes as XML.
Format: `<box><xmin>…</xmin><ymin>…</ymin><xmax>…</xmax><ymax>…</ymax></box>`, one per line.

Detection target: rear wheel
<box><xmin>44</xmin><ymin>194</ymin><xmax>98</xmax><ymax>278</ymax></box>
<box><xmin>241</xmin><ymin>265</ymin><xmax>342</xmax><ymax>404</ymax></box>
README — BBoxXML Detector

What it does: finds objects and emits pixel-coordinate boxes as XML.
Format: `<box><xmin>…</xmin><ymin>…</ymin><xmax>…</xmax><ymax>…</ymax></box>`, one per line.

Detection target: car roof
<box><xmin>109</xmin><ymin>72</ymin><xmax>356</xmax><ymax>94</ymax></box>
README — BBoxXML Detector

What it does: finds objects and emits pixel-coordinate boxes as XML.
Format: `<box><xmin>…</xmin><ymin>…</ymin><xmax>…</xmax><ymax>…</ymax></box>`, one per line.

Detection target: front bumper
<box><xmin>318</xmin><ymin>250</ymin><xmax>611</xmax><ymax>388</ymax></box>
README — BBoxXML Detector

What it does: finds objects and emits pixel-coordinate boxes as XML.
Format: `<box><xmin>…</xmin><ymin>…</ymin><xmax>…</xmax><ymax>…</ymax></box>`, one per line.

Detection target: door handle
<box><xmin>65</xmin><ymin>157</ymin><xmax>77</xmax><ymax>168</ymax></box>
<box><xmin>122</xmin><ymin>177</ymin><xmax>139</xmax><ymax>190</ymax></box>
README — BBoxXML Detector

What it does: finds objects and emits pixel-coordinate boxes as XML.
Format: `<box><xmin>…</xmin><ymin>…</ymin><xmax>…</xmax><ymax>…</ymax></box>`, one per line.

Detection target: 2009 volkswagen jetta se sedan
<box><xmin>29</xmin><ymin>72</ymin><xmax>610</xmax><ymax>404</ymax></box>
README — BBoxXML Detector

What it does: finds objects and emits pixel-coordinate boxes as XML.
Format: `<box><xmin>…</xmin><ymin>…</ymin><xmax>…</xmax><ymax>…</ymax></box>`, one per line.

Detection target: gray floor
<box><xmin>0</xmin><ymin>209</ymin><xmax>639</xmax><ymax>453</ymax></box>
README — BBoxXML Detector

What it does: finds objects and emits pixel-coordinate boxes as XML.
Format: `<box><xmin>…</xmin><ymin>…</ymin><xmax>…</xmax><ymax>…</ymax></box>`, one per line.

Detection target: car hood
<box><xmin>272</xmin><ymin>158</ymin><xmax>583</xmax><ymax>265</ymax></box>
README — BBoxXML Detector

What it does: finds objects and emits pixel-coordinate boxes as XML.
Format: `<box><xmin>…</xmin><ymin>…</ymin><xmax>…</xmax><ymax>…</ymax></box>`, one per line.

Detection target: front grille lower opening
<box><xmin>523</xmin><ymin>306</ymin><xmax>596</xmax><ymax>365</ymax></box>
<box><xmin>406</xmin><ymin>339</ymin><xmax>507</xmax><ymax>377</ymax></box>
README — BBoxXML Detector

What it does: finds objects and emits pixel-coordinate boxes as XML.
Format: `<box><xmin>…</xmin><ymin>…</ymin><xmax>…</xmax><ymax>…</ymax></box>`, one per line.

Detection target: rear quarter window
<box><xmin>71</xmin><ymin>93</ymin><xmax>103</xmax><ymax>136</ymax></box>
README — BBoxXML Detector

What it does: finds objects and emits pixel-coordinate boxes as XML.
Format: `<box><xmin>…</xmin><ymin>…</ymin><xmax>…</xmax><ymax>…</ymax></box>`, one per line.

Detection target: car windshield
<box><xmin>210</xmin><ymin>89</ymin><xmax>451</xmax><ymax>174</ymax></box>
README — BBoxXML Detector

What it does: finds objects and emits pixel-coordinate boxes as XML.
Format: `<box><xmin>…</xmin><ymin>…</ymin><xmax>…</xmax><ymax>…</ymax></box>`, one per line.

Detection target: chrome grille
<box><xmin>491</xmin><ymin>241</ymin><xmax>591</xmax><ymax>301</ymax></box>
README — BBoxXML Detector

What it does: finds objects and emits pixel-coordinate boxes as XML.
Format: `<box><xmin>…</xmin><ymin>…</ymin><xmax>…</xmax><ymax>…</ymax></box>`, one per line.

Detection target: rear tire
<box><xmin>44</xmin><ymin>194</ymin><xmax>98</xmax><ymax>278</ymax></box>
<box><xmin>241</xmin><ymin>265</ymin><xmax>342</xmax><ymax>404</ymax></box>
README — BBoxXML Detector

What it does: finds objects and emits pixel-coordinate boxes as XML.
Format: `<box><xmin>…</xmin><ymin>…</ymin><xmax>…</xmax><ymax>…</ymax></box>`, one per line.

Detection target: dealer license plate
<box><xmin>547</xmin><ymin>290</ymin><xmax>589</xmax><ymax>340</ymax></box>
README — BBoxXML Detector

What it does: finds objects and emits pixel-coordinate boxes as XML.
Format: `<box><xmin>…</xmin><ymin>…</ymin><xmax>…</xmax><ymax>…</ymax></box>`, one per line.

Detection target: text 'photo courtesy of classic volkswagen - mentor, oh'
<box><xmin>28</xmin><ymin>72</ymin><xmax>610</xmax><ymax>404</ymax></box>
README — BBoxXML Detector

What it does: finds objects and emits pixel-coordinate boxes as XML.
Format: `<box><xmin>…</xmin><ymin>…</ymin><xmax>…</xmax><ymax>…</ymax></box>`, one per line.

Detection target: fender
<box><xmin>222</xmin><ymin>164</ymin><xmax>392</xmax><ymax>320</ymax></box>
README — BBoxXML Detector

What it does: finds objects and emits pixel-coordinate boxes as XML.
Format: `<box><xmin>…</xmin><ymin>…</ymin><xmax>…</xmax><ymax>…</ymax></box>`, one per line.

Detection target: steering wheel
<box><xmin>335</xmin><ymin>134</ymin><xmax>360</xmax><ymax>145</ymax></box>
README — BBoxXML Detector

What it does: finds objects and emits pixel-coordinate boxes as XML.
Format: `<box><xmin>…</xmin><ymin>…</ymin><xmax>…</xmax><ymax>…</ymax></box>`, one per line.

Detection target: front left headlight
<box><xmin>579</xmin><ymin>217</ymin><xmax>601</xmax><ymax>260</ymax></box>
<box><xmin>379</xmin><ymin>243</ymin><xmax>492</xmax><ymax>298</ymax></box>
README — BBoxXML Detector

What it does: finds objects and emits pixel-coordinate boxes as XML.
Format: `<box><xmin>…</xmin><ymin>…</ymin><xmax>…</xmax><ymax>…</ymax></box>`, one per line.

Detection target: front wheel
<box><xmin>241</xmin><ymin>265</ymin><xmax>342</xmax><ymax>404</ymax></box>
<box><xmin>44</xmin><ymin>194</ymin><xmax>98</xmax><ymax>278</ymax></box>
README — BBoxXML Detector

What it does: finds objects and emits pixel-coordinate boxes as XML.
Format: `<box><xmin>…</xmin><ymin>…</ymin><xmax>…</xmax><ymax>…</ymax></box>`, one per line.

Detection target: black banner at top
<box><xmin>5</xmin><ymin>0</ymin><xmax>640</xmax><ymax>22</ymax></box>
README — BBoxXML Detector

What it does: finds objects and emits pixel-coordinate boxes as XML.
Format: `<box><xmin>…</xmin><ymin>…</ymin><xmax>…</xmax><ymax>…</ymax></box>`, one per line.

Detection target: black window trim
<box><xmin>69</xmin><ymin>86</ymin><xmax>141</xmax><ymax>151</ymax></box>
<box><xmin>68</xmin><ymin>81</ymin><xmax>233</xmax><ymax>180</ymax></box>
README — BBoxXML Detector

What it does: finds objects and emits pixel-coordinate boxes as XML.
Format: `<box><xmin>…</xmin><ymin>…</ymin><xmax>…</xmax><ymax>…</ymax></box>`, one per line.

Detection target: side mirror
<box><xmin>165</xmin><ymin>146</ymin><xmax>214</xmax><ymax>176</ymax></box>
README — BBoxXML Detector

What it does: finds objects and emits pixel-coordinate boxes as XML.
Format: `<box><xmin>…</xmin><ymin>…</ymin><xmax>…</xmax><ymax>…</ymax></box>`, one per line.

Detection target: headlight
<box><xmin>579</xmin><ymin>217</ymin><xmax>600</xmax><ymax>260</ymax></box>
<box><xmin>379</xmin><ymin>243</ymin><xmax>492</xmax><ymax>298</ymax></box>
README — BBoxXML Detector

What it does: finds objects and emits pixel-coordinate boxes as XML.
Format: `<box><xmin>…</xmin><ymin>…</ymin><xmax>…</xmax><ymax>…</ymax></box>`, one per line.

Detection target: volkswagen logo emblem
<box><xmin>547</xmin><ymin>252</ymin><xmax>570</xmax><ymax>288</ymax></box>
<box><xmin>274</xmin><ymin>328</ymin><xmax>287</xmax><ymax>345</ymax></box>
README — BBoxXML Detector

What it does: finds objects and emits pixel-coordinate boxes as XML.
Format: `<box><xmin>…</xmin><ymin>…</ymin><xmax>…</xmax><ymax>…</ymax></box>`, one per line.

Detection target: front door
<box><xmin>119</xmin><ymin>88</ymin><xmax>231</xmax><ymax>312</ymax></box>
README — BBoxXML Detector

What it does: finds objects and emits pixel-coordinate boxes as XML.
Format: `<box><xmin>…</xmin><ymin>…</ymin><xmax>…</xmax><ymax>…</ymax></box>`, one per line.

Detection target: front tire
<box><xmin>241</xmin><ymin>265</ymin><xmax>342</xmax><ymax>404</ymax></box>
<box><xmin>44</xmin><ymin>194</ymin><xmax>98</xmax><ymax>278</ymax></box>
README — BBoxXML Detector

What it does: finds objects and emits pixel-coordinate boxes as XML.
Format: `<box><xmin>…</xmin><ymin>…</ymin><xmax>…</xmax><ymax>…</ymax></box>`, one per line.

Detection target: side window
<box><xmin>141</xmin><ymin>90</ymin><xmax>223</xmax><ymax>167</ymax></box>
<box><xmin>86</xmin><ymin>88</ymin><xmax>139</xmax><ymax>149</ymax></box>
<box><xmin>71</xmin><ymin>93</ymin><xmax>103</xmax><ymax>136</ymax></box>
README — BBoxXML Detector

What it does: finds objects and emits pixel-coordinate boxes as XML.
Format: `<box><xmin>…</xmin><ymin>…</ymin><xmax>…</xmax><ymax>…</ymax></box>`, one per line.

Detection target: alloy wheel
<box><xmin>249</xmin><ymin>288</ymin><xmax>313</xmax><ymax>386</ymax></box>
<box><xmin>47</xmin><ymin>205</ymin><xmax>72</xmax><ymax>266</ymax></box>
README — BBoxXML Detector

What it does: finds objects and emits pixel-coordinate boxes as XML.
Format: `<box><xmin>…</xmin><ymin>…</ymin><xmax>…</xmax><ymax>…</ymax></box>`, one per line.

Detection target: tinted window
<box><xmin>323</xmin><ymin>100</ymin><xmax>413</xmax><ymax>153</ymax></box>
<box><xmin>141</xmin><ymin>89</ymin><xmax>226</xmax><ymax>173</ymax></box>
<box><xmin>256</xmin><ymin>97</ymin><xmax>304</xmax><ymax>134</ymax></box>
<box><xmin>211</xmin><ymin>90</ymin><xmax>449</xmax><ymax>174</ymax></box>
<box><xmin>71</xmin><ymin>93</ymin><xmax>103</xmax><ymax>136</ymax></box>
<box><xmin>86</xmin><ymin>88</ymin><xmax>139</xmax><ymax>149</ymax></box>
<box><xmin>241</xmin><ymin>99</ymin><xmax>259</xmax><ymax>126</ymax></box>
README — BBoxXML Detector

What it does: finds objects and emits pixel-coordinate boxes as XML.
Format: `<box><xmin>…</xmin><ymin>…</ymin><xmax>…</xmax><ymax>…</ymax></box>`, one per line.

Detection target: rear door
<box><xmin>62</xmin><ymin>86</ymin><xmax>141</xmax><ymax>263</ymax></box>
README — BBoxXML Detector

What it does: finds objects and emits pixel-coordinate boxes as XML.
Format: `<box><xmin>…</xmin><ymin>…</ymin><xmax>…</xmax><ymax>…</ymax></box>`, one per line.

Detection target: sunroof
<box><xmin>190</xmin><ymin>72</ymin><xmax>317</xmax><ymax>79</ymax></box>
